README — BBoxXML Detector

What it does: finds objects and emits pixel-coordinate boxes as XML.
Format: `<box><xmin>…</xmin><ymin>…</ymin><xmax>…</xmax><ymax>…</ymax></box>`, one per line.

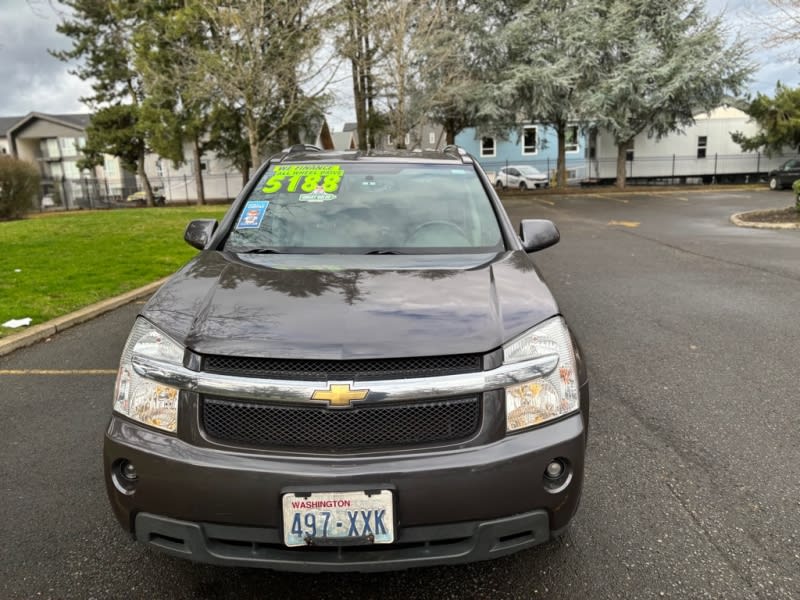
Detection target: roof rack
<box><xmin>442</xmin><ymin>144</ymin><xmax>468</xmax><ymax>160</ymax></box>
<box><xmin>283</xmin><ymin>143</ymin><xmax>323</xmax><ymax>154</ymax></box>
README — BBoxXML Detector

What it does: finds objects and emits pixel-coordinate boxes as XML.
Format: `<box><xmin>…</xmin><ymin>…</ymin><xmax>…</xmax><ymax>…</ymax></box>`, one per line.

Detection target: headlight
<box><xmin>503</xmin><ymin>317</ymin><xmax>579</xmax><ymax>432</ymax></box>
<box><xmin>113</xmin><ymin>319</ymin><xmax>183</xmax><ymax>432</ymax></box>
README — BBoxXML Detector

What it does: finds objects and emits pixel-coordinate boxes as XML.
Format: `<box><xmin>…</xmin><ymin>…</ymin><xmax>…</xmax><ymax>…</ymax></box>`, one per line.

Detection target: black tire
<box><xmin>519</xmin><ymin>181</ymin><xmax>527</xmax><ymax>191</ymax></box>
<box><xmin>495</xmin><ymin>179</ymin><xmax>505</xmax><ymax>191</ymax></box>
<box><xmin>769</xmin><ymin>176</ymin><xmax>780</xmax><ymax>190</ymax></box>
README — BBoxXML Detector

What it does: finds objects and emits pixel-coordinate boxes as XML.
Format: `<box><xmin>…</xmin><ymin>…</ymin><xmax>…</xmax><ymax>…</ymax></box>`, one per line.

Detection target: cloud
<box><xmin>0</xmin><ymin>1</ymin><xmax>93</xmax><ymax>117</ymax></box>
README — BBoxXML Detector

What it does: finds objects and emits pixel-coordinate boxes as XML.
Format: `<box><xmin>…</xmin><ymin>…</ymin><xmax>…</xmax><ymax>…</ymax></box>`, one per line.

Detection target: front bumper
<box><xmin>104</xmin><ymin>409</ymin><xmax>586</xmax><ymax>571</ymax></box>
<box><xmin>134</xmin><ymin>509</ymin><xmax>554</xmax><ymax>572</ymax></box>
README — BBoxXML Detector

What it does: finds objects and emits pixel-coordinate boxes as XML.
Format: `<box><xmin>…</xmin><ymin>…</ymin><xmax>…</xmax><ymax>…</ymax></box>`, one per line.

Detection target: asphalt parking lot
<box><xmin>2</xmin><ymin>188</ymin><xmax>798</xmax><ymax>599</ymax></box>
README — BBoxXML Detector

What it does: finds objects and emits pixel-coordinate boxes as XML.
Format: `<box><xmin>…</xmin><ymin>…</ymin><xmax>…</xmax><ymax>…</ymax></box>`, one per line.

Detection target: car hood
<box><xmin>141</xmin><ymin>251</ymin><xmax>560</xmax><ymax>359</ymax></box>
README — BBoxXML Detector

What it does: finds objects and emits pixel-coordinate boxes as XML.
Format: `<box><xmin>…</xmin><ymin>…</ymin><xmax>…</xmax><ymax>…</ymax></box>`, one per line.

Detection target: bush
<box><xmin>0</xmin><ymin>155</ymin><xmax>40</xmax><ymax>220</ymax></box>
<box><xmin>793</xmin><ymin>179</ymin><xmax>800</xmax><ymax>212</ymax></box>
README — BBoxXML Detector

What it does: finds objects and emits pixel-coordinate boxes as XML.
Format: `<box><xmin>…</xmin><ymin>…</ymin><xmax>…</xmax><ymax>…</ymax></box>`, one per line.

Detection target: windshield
<box><xmin>518</xmin><ymin>166</ymin><xmax>543</xmax><ymax>176</ymax></box>
<box><xmin>224</xmin><ymin>163</ymin><xmax>505</xmax><ymax>254</ymax></box>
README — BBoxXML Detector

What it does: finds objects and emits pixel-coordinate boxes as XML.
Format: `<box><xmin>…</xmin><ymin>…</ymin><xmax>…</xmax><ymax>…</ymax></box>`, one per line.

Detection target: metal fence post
<box><xmin>225</xmin><ymin>172</ymin><xmax>229</xmax><ymax>200</ymax></box>
<box><xmin>184</xmin><ymin>174</ymin><xmax>189</xmax><ymax>203</ymax></box>
<box><xmin>671</xmin><ymin>154</ymin><xmax>675</xmax><ymax>182</ymax></box>
<box><xmin>714</xmin><ymin>153</ymin><xmax>718</xmax><ymax>183</ymax></box>
<box><xmin>756</xmin><ymin>152</ymin><xmax>761</xmax><ymax>176</ymax></box>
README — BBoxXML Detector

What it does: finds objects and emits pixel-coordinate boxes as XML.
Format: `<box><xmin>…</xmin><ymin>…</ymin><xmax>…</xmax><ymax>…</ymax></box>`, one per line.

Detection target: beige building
<box><xmin>0</xmin><ymin>112</ymin><xmax>133</xmax><ymax>209</ymax></box>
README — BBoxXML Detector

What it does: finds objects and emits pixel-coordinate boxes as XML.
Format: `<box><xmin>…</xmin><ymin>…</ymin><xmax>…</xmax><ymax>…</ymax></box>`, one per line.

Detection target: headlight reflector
<box><xmin>113</xmin><ymin>319</ymin><xmax>182</xmax><ymax>432</ymax></box>
<box><xmin>504</xmin><ymin>317</ymin><xmax>579</xmax><ymax>432</ymax></box>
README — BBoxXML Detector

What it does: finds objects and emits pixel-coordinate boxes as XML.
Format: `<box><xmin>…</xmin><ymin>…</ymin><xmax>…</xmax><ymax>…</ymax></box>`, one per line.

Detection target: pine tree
<box><xmin>52</xmin><ymin>0</ymin><xmax>160</xmax><ymax>205</ymax></box>
<box><xmin>586</xmin><ymin>0</ymin><xmax>752</xmax><ymax>188</ymax></box>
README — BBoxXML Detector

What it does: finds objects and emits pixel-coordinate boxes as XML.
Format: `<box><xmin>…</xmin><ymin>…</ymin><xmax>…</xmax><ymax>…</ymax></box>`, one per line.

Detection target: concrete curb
<box><xmin>0</xmin><ymin>277</ymin><xmax>169</xmax><ymax>358</ymax></box>
<box><xmin>730</xmin><ymin>208</ymin><xmax>800</xmax><ymax>230</ymax></box>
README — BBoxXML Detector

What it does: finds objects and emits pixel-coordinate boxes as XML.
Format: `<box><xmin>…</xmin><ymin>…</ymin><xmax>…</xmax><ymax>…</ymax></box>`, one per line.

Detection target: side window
<box><xmin>480</xmin><ymin>137</ymin><xmax>496</xmax><ymax>157</ymax></box>
<box><xmin>697</xmin><ymin>136</ymin><xmax>707</xmax><ymax>159</ymax></box>
<box><xmin>522</xmin><ymin>126</ymin><xmax>537</xmax><ymax>155</ymax></box>
<box><xmin>565</xmin><ymin>126</ymin><xmax>579</xmax><ymax>153</ymax></box>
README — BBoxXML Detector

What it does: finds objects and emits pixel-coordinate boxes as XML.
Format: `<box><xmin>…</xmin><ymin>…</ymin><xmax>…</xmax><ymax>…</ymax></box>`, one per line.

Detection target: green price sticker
<box><xmin>262</xmin><ymin>165</ymin><xmax>343</xmax><ymax>195</ymax></box>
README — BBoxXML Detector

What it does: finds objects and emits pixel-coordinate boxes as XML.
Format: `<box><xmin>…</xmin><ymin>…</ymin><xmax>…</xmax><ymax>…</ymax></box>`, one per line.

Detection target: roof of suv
<box><xmin>272</xmin><ymin>147</ymin><xmax>473</xmax><ymax>165</ymax></box>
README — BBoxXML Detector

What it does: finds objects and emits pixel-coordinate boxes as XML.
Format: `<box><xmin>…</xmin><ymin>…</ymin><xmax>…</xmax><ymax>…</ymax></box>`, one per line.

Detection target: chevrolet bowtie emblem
<box><xmin>311</xmin><ymin>383</ymin><xmax>369</xmax><ymax>407</ymax></box>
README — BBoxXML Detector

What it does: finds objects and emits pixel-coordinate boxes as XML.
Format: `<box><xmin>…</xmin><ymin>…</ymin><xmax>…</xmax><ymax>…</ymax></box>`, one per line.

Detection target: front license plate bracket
<box><xmin>281</xmin><ymin>489</ymin><xmax>395</xmax><ymax>548</ymax></box>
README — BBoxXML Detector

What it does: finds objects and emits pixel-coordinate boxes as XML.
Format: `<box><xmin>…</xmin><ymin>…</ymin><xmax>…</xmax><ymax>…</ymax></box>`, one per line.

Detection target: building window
<box><xmin>480</xmin><ymin>137</ymin><xmax>496</xmax><ymax>157</ymax></box>
<box><xmin>522</xmin><ymin>126</ymin><xmax>538</xmax><ymax>155</ymax></box>
<box><xmin>428</xmin><ymin>132</ymin><xmax>436</xmax><ymax>145</ymax></box>
<box><xmin>404</xmin><ymin>133</ymin><xmax>411</xmax><ymax>147</ymax></box>
<box><xmin>63</xmin><ymin>161</ymin><xmax>80</xmax><ymax>179</ymax></box>
<box><xmin>104</xmin><ymin>156</ymin><xmax>119</xmax><ymax>178</ymax></box>
<box><xmin>386</xmin><ymin>134</ymin><xmax>393</xmax><ymax>146</ymax></box>
<box><xmin>565</xmin><ymin>126</ymin><xmax>579</xmax><ymax>153</ymax></box>
<box><xmin>697</xmin><ymin>136</ymin><xmax>707</xmax><ymax>159</ymax></box>
<box><xmin>46</xmin><ymin>138</ymin><xmax>60</xmax><ymax>159</ymax></box>
<box><xmin>60</xmin><ymin>137</ymin><xmax>78</xmax><ymax>157</ymax></box>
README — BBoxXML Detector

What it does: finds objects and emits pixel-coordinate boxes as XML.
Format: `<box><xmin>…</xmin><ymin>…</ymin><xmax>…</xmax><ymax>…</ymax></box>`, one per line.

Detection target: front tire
<box><xmin>495</xmin><ymin>179</ymin><xmax>505</xmax><ymax>191</ymax></box>
<box><xmin>519</xmin><ymin>181</ymin><xmax>527</xmax><ymax>191</ymax></box>
<box><xmin>769</xmin><ymin>176</ymin><xmax>780</xmax><ymax>190</ymax></box>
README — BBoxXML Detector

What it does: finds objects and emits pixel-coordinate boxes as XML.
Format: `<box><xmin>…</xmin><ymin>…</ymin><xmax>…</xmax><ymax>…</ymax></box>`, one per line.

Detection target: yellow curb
<box><xmin>730</xmin><ymin>208</ymin><xmax>800</xmax><ymax>230</ymax></box>
<box><xmin>0</xmin><ymin>277</ymin><xmax>169</xmax><ymax>358</ymax></box>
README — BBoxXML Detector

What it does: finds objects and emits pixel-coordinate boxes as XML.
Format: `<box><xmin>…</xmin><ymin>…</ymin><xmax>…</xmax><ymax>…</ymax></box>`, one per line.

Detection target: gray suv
<box><xmin>104</xmin><ymin>146</ymin><xmax>589</xmax><ymax>572</ymax></box>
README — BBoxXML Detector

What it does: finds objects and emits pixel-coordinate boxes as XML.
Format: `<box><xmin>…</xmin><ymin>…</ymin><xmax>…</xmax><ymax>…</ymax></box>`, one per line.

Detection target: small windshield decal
<box><xmin>236</xmin><ymin>201</ymin><xmax>269</xmax><ymax>229</ymax></box>
<box><xmin>298</xmin><ymin>190</ymin><xmax>337</xmax><ymax>203</ymax></box>
<box><xmin>262</xmin><ymin>165</ymin><xmax>343</xmax><ymax>194</ymax></box>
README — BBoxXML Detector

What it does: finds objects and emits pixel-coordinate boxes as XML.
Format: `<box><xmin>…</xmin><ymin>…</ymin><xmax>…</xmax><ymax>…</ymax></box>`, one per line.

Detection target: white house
<box><xmin>589</xmin><ymin>106</ymin><xmax>795</xmax><ymax>183</ymax></box>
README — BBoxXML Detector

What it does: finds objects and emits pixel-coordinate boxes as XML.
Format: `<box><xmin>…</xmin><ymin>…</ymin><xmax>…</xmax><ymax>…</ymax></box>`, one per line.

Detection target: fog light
<box><xmin>121</xmin><ymin>461</ymin><xmax>138</xmax><ymax>481</ymax></box>
<box><xmin>545</xmin><ymin>460</ymin><xmax>564</xmax><ymax>480</ymax></box>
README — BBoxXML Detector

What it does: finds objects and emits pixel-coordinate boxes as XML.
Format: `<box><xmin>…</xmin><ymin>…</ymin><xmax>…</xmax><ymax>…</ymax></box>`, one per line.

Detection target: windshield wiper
<box><xmin>241</xmin><ymin>248</ymin><xmax>283</xmax><ymax>254</ymax></box>
<box><xmin>364</xmin><ymin>249</ymin><xmax>407</xmax><ymax>255</ymax></box>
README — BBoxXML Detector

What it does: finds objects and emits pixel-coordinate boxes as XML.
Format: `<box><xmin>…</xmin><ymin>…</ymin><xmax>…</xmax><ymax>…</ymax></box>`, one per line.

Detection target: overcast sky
<box><xmin>0</xmin><ymin>0</ymin><xmax>797</xmax><ymax>127</ymax></box>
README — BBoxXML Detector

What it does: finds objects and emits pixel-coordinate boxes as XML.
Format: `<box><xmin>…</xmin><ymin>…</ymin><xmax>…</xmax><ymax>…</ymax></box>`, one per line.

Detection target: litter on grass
<box><xmin>2</xmin><ymin>318</ymin><xmax>32</xmax><ymax>328</ymax></box>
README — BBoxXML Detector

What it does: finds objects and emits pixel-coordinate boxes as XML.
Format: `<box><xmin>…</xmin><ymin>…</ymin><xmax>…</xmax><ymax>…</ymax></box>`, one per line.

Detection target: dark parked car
<box><xmin>105</xmin><ymin>146</ymin><xmax>589</xmax><ymax>572</ymax></box>
<box><xmin>768</xmin><ymin>159</ymin><xmax>800</xmax><ymax>190</ymax></box>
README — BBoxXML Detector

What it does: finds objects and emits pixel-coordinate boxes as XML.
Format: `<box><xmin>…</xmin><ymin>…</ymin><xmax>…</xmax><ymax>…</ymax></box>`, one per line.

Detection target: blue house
<box><xmin>455</xmin><ymin>124</ymin><xmax>589</xmax><ymax>183</ymax></box>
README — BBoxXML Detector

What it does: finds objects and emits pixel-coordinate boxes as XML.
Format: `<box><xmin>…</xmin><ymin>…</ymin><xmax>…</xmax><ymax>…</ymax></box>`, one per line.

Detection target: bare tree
<box><xmin>184</xmin><ymin>0</ymin><xmax>338</xmax><ymax>169</ymax></box>
<box><xmin>763</xmin><ymin>0</ymin><xmax>800</xmax><ymax>52</ymax></box>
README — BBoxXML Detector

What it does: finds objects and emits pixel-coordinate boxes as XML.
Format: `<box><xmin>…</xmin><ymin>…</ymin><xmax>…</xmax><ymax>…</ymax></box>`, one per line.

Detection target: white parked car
<box><xmin>495</xmin><ymin>166</ymin><xmax>549</xmax><ymax>190</ymax></box>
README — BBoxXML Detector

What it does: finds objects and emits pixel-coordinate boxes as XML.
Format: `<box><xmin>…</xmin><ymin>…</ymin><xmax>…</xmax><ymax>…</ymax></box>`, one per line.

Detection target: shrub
<box><xmin>0</xmin><ymin>155</ymin><xmax>40</xmax><ymax>220</ymax></box>
<box><xmin>793</xmin><ymin>179</ymin><xmax>800</xmax><ymax>212</ymax></box>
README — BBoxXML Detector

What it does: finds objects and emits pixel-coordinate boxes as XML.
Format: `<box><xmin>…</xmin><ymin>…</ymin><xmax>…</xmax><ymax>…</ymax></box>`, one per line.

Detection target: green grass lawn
<box><xmin>0</xmin><ymin>206</ymin><xmax>229</xmax><ymax>338</ymax></box>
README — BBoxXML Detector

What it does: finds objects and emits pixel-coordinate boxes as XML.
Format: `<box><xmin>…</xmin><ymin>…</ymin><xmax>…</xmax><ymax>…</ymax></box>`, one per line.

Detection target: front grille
<box><xmin>202</xmin><ymin>354</ymin><xmax>483</xmax><ymax>381</ymax></box>
<box><xmin>202</xmin><ymin>396</ymin><xmax>481</xmax><ymax>450</ymax></box>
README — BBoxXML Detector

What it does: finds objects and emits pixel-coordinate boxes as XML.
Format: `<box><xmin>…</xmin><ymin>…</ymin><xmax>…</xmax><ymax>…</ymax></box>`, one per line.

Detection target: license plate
<box><xmin>281</xmin><ymin>490</ymin><xmax>394</xmax><ymax>547</ymax></box>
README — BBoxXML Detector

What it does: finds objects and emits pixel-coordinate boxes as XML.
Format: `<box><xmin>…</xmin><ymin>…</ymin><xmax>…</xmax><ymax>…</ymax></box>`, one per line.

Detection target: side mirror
<box><xmin>184</xmin><ymin>219</ymin><xmax>218</xmax><ymax>250</ymax></box>
<box><xmin>519</xmin><ymin>219</ymin><xmax>560</xmax><ymax>253</ymax></box>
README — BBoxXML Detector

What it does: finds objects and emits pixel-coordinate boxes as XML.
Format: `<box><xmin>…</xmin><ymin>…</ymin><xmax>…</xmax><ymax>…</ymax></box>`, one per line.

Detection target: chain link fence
<box><xmin>37</xmin><ymin>171</ymin><xmax>247</xmax><ymax>211</ymax></box>
<box><xmin>478</xmin><ymin>152</ymin><xmax>798</xmax><ymax>187</ymax></box>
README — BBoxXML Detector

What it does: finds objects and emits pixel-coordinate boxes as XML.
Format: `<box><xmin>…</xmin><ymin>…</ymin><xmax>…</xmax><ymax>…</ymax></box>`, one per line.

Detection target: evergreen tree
<box><xmin>732</xmin><ymin>83</ymin><xmax>800</xmax><ymax>156</ymax></box>
<box><xmin>494</xmin><ymin>0</ymin><xmax>602</xmax><ymax>188</ymax></box>
<box><xmin>586</xmin><ymin>0</ymin><xmax>752</xmax><ymax>187</ymax></box>
<box><xmin>52</xmin><ymin>1</ymin><xmax>160</xmax><ymax>205</ymax></box>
